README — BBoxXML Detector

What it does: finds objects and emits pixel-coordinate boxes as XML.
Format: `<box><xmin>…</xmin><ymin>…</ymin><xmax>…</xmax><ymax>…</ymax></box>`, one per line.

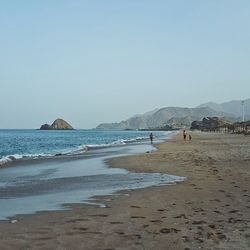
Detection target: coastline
<box><xmin>0</xmin><ymin>129</ymin><xmax>170</xmax><ymax>168</ymax></box>
<box><xmin>0</xmin><ymin>131</ymin><xmax>249</xmax><ymax>249</ymax></box>
<box><xmin>0</xmin><ymin>132</ymin><xmax>180</xmax><ymax>220</ymax></box>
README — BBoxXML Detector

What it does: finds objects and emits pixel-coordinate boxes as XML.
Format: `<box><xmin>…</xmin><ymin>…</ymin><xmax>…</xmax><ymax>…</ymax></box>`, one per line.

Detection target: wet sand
<box><xmin>0</xmin><ymin>132</ymin><xmax>250</xmax><ymax>249</ymax></box>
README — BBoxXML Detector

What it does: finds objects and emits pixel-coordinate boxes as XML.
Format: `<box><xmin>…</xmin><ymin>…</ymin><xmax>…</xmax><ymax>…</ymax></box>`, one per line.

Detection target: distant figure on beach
<box><xmin>150</xmin><ymin>133</ymin><xmax>153</xmax><ymax>144</ymax></box>
<box><xmin>183</xmin><ymin>130</ymin><xmax>186</xmax><ymax>140</ymax></box>
<box><xmin>189</xmin><ymin>134</ymin><xmax>192</xmax><ymax>141</ymax></box>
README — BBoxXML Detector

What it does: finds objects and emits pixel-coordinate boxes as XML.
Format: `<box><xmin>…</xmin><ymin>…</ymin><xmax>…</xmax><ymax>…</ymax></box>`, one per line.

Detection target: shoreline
<box><xmin>0</xmin><ymin>129</ymin><xmax>172</xmax><ymax>168</ymax></box>
<box><xmin>0</xmin><ymin>132</ymin><xmax>179</xmax><ymax>220</ymax></box>
<box><xmin>0</xmin><ymin>131</ymin><xmax>249</xmax><ymax>249</ymax></box>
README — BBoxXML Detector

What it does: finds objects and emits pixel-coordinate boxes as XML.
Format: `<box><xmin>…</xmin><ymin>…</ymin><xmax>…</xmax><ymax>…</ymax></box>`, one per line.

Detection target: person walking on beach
<box><xmin>183</xmin><ymin>130</ymin><xmax>187</xmax><ymax>140</ymax></box>
<box><xmin>189</xmin><ymin>134</ymin><xmax>192</xmax><ymax>141</ymax></box>
<box><xmin>150</xmin><ymin>133</ymin><xmax>153</xmax><ymax>144</ymax></box>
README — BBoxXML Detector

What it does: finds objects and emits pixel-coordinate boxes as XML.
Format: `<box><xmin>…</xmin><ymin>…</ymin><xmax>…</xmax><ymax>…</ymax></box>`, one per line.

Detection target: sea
<box><xmin>0</xmin><ymin>129</ymin><xmax>184</xmax><ymax>220</ymax></box>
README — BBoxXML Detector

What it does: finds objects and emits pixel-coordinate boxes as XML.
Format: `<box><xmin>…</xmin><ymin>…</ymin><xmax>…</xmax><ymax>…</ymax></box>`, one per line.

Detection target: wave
<box><xmin>0</xmin><ymin>153</ymin><xmax>53</xmax><ymax>167</ymax></box>
<box><xmin>86</xmin><ymin>136</ymin><xmax>148</xmax><ymax>149</ymax></box>
<box><xmin>0</xmin><ymin>136</ymin><xmax>151</xmax><ymax>167</ymax></box>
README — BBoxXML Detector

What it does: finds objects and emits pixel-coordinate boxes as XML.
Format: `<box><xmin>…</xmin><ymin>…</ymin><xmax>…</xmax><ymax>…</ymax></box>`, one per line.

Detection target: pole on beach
<box><xmin>242</xmin><ymin>100</ymin><xmax>245</xmax><ymax>123</ymax></box>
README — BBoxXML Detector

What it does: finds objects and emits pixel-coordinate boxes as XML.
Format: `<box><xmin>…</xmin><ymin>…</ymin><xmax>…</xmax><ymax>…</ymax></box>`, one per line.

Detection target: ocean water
<box><xmin>0</xmin><ymin>129</ymin><xmax>166</xmax><ymax>166</ymax></box>
<box><xmin>0</xmin><ymin>129</ymin><xmax>184</xmax><ymax>220</ymax></box>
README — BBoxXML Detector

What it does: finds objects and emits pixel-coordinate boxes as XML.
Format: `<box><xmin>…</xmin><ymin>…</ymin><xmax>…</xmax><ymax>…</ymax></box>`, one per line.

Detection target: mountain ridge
<box><xmin>197</xmin><ymin>99</ymin><xmax>250</xmax><ymax>118</ymax></box>
<box><xmin>96</xmin><ymin>106</ymin><xmax>234</xmax><ymax>130</ymax></box>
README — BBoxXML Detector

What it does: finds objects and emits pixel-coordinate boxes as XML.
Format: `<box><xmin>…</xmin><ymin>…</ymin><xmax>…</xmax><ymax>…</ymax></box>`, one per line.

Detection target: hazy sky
<box><xmin>1</xmin><ymin>1</ymin><xmax>249</xmax><ymax>129</ymax></box>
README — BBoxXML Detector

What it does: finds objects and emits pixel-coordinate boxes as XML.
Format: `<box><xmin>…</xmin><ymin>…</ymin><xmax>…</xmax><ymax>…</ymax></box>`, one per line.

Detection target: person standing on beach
<box><xmin>189</xmin><ymin>134</ymin><xmax>192</xmax><ymax>140</ymax></box>
<box><xmin>150</xmin><ymin>133</ymin><xmax>153</xmax><ymax>144</ymax></box>
<box><xmin>183</xmin><ymin>130</ymin><xmax>187</xmax><ymax>140</ymax></box>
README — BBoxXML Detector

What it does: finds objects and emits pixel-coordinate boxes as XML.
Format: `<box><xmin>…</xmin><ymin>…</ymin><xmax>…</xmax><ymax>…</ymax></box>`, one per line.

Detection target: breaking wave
<box><xmin>0</xmin><ymin>135</ymin><xmax>152</xmax><ymax>167</ymax></box>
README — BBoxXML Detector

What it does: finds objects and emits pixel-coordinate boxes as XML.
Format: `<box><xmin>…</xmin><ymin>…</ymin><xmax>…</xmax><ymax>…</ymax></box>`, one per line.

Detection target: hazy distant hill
<box><xmin>96</xmin><ymin>107</ymin><xmax>233</xmax><ymax>130</ymax></box>
<box><xmin>198</xmin><ymin>99</ymin><xmax>250</xmax><ymax>118</ymax></box>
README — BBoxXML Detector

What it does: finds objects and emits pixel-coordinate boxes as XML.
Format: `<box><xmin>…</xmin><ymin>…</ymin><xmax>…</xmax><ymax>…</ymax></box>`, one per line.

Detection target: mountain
<box><xmin>96</xmin><ymin>107</ymin><xmax>233</xmax><ymax>130</ymax></box>
<box><xmin>40</xmin><ymin>118</ymin><xmax>74</xmax><ymax>130</ymax></box>
<box><xmin>197</xmin><ymin>99</ymin><xmax>250</xmax><ymax>119</ymax></box>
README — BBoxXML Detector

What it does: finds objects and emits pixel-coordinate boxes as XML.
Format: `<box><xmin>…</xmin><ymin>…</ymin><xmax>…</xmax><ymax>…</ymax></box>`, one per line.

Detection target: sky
<box><xmin>0</xmin><ymin>0</ymin><xmax>249</xmax><ymax>129</ymax></box>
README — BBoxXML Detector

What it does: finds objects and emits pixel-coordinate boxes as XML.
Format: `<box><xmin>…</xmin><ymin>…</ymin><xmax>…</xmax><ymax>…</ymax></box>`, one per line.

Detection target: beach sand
<box><xmin>0</xmin><ymin>132</ymin><xmax>249</xmax><ymax>249</ymax></box>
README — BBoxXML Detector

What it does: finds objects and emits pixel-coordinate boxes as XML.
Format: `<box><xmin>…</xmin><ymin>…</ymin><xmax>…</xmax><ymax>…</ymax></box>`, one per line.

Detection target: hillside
<box><xmin>96</xmin><ymin>107</ymin><xmax>233</xmax><ymax>130</ymax></box>
<box><xmin>198</xmin><ymin>99</ymin><xmax>250</xmax><ymax>119</ymax></box>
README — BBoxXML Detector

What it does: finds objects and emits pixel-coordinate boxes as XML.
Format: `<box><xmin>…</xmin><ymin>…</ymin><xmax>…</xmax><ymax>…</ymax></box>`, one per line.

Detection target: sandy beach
<box><xmin>0</xmin><ymin>131</ymin><xmax>249</xmax><ymax>250</ymax></box>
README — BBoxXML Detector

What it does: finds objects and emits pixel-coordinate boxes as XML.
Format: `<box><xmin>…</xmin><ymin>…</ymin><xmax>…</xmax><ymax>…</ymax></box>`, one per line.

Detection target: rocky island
<box><xmin>40</xmin><ymin>118</ymin><xmax>74</xmax><ymax>130</ymax></box>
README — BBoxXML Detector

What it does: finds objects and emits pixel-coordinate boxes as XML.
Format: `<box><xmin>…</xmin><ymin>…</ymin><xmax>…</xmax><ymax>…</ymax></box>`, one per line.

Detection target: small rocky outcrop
<box><xmin>40</xmin><ymin>118</ymin><xmax>74</xmax><ymax>130</ymax></box>
<box><xmin>40</xmin><ymin>124</ymin><xmax>51</xmax><ymax>130</ymax></box>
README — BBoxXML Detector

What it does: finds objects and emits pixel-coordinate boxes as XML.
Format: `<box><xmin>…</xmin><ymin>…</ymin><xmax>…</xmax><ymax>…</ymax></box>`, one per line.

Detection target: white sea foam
<box><xmin>0</xmin><ymin>131</ymin><xmax>167</xmax><ymax>167</ymax></box>
<box><xmin>0</xmin><ymin>154</ymin><xmax>23</xmax><ymax>166</ymax></box>
<box><xmin>0</xmin><ymin>153</ymin><xmax>53</xmax><ymax>167</ymax></box>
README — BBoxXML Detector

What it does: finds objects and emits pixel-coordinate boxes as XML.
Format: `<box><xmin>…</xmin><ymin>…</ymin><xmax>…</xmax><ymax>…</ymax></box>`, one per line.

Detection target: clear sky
<box><xmin>1</xmin><ymin>0</ymin><xmax>249</xmax><ymax>129</ymax></box>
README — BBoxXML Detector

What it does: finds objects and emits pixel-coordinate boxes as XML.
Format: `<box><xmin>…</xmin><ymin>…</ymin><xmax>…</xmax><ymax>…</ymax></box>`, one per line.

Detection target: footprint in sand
<box><xmin>150</xmin><ymin>220</ymin><xmax>162</xmax><ymax>223</ymax></box>
<box><xmin>130</xmin><ymin>216</ymin><xmax>146</xmax><ymax>219</ymax></box>
<box><xmin>123</xmin><ymin>234</ymin><xmax>142</xmax><ymax>240</ymax></box>
<box><xmin>174</xmin><ymin>214</ymin><xmax>188</xmax><ymax>219</ymax></box>
<box><xmin>194</xmin><ymin>208</ymin><xmax>205</xmax><ymax>212</ymax></box>
<box><xmin>192</xmin><ymin>220</ymin><xmax>207</xmax><ymax>225</ymax></box>
<box><xmin>209</xmin><ymin>224</ymin><xmax>216</xmax><ymax>228</ymax></box>
<box><xmin>115</xmin><ymin>231</ymin><xmax>125</xmax><ymax>235</ymax></box>
<box><xmin>157</xmin><ymin>209</ymin><xmax>166</xmax><ymax>212</ymax></box>
<box><xmin>210</xmin><ymin>199</ymin><xmax>221</xmax><ymax>202</ymax></box>
<box><xmin>213</xmin><ymin>210</ymin><xmax>222</xmax><ymax>214</ymax></box>
<box><xmin>90</xmin><ymin>214</ymin><xmax>108</xmax><ymax>217</ymax></box>
<box><xmin>73</xmin><ymin>227</ymin><xmax>87</xmax><ymax>231</ymax></box>
<box><xmin>159</xmin><ymin>228</ymin><xmax>180</xmax><ymax>234</ymax></box>
<box><xmin>228</xmin><ymin>209</ymin><xmax>239</xmax><ymax>213</ymax></box>
<box><xmin>110</xmin><ymin>221</ymin><xmax>124</xmax><ymax>224</ymax></box>
<box><xmin>80</xmin><ymin>231</ymin><xmax>103</xmax><ymax>235</ymax></box>
<box><xmin>66</xmin><ymin>218</ymin><xmax>88</xmax><ymax>223</ymax></box>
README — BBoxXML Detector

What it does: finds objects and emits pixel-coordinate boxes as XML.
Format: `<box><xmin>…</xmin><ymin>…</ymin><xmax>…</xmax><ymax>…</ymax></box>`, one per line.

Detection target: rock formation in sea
<box><xmin>40</xmin><ymin>124</ymin><xmax>51</xmax><ymax>130</ymax></box>
<box><xmin>40</xmin><ymin>118</ymin><xmax>74</xmax><ymax>130</ymax></box>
